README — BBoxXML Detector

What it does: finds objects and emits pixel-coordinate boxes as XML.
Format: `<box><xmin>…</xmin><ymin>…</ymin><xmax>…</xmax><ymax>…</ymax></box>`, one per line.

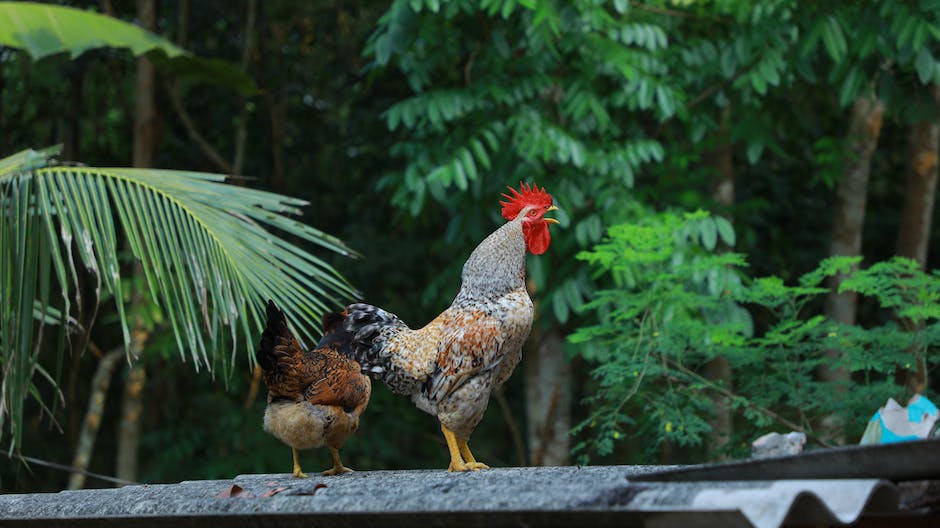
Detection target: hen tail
<box><xmin>343</xmin><ymin>303</ymin><xmax>419</xmax><ymax>394</ymax></box>
<box><xmin>257</xmin><ymin>300</ymin><xmax>292</xmax><ymax>374</ymax></box>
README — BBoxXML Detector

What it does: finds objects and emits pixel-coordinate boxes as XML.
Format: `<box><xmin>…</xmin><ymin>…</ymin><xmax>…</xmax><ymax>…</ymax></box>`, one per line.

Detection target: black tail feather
<box><xmin>256</xmin><ymin>299</ymin><xmax>288</xmax><ymax>373</ymax></box>
<box><xmin>343</xmin><ymin>303</ymin><xmax>405</xmax><ymax>352</ymax></box>
<box><xmin>342</xmin><ymin>303</ymin><xmax>422</xmax><ymax>394</ymax></box>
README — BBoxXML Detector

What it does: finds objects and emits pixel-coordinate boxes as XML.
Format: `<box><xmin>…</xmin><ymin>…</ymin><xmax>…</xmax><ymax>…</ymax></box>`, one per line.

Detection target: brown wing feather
<box><xmin>298</xmin><ymin>346</ymin><xmax>371</xmax><ymax>413</ymax></box>
<box><xmin>428</xmin><ymin>309</ymin><xmax>503</xmax><ymax>401</ymax></box>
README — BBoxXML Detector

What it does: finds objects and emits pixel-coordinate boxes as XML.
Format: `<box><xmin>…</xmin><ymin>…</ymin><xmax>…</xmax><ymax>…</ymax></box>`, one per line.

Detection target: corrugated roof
<box><xmin>0</xmin><ymin>440</ymin><xmax>936</xmax><ymax>527</ymax></box>
<box><xmin>633</xmin><ymin>437</ymin><xmax>940</xmax><ymax>482</ymax></box>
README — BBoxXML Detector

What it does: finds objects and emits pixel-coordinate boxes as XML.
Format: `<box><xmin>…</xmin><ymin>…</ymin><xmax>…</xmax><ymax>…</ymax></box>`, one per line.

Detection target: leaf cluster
<box><xmin>571</xmin><ymin>211</ymin><xmax>940</xmax><ymax>462</ymax></box>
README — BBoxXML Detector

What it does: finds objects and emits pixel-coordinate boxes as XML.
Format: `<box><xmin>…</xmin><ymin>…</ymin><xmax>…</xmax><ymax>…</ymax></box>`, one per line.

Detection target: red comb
<box><xmin>500</xmin><ymin>182</ymin><xmax>553</xmax><ymax>220</ymax></box>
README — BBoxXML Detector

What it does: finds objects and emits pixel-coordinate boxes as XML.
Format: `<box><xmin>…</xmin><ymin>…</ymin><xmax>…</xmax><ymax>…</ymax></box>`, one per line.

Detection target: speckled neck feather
<box><xmin>456</xmin><ymin>214</ymin><xmax>527</xmax><ymax>299</ymax></box>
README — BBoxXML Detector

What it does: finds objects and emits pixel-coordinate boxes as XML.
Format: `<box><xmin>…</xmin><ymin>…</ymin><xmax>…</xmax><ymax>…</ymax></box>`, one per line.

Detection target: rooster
<box><xmin>257</xmin><ymin>300</ymin><xmax>371</xmax><ymax>477</ymax></box>
<box><xmin>343</xmin><ymin>182</ymin><xmax>559</xmax><ymax>471</ymax></box>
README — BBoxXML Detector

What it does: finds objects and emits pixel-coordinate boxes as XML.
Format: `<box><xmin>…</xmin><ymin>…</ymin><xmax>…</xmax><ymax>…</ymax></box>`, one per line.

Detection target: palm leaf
<box><xmin>0</xmin><ymin>147</ymin><xmax>358</xmax><ymax>451</ymax></box>
<box><xmin>0</xmin><ymin>2</ymin><xmax>255</xmax><ymax>94</ymax></box>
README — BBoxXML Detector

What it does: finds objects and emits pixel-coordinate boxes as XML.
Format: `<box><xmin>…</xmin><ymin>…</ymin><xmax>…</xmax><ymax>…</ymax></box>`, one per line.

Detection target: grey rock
<box><xmin>751</xmin><ymin>432</ymin><xmax>806</xmax><ymax>458</ymax></box>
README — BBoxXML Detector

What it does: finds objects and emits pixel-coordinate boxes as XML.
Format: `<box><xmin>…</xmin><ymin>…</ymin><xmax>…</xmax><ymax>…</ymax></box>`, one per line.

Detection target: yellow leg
<box><xmin>441</xmin><ymin>424</ymin><xmax>488</xmax><ymax>472</ymax></box>
<box><xmin>291</xmin><ymin>447</ymin><xmax>308</xmax><ymax>478</ymax></box>
<box><xmin>322</xmin><ymin>446</ymin><xmax>354</xmax><ymax>476</ymax></box>
<box><xmin>457</xmin><ymin>439</ymin><xmax>489</xmax><ymax>469</ymax></box>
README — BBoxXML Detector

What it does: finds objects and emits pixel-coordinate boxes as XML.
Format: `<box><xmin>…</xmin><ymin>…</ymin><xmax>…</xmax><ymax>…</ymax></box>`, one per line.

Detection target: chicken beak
<box><xmin>544</xmin><ymin>205</ymin><xmax>560</xmax><ymax>225</ymax></box>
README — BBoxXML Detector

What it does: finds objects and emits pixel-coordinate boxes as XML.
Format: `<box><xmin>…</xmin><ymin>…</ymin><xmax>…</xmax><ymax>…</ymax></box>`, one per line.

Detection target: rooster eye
<box><xmin>528</xmin><ymin>210</ymin><xmax>537</xmax><ymax>216</ymax></box>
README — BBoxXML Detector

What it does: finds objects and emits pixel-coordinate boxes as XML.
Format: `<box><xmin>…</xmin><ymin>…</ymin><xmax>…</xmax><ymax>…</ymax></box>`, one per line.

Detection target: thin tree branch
<box><xmin>166</xmin><ymin>0</ymin><xmax>235</xmax><ymax>176</ymax></box>
<box><xmin>4</xmin><ymin>451</ymin><xmax>137</xmax><ymax>487</ymax></box>
<box><xmin>244</xmin><ymin>364</ymin><xmax>263</xmax><ymax>410</ymax></box>
<box><xmin>463</xmin><ymin>43</ymin><xmax>480</xmax><ymax>87</ymax></box>
<box><xmin>162</xmin><ymin>77</ymin><xmax>235</xmax><ymax>174</ymax></box>
<box><xmin>686</xmin><ymin>55</ymin><xmax>763</xmax><ymax>110</ymax></box>
<box><xmin>613</xmin><ymin>309</ymin><xmax>651</xmax><ymax>416</ymax></box>
<box><xmin>493</xmin><ymin>389</ymin><xmax>527</xmax><ymax>466</ymax></box>
<box><xmin>165</xmin><ymin>0</ymin><xmax>235</xmax><ymax>175</ymax></box>
<box><xmin>666</xmin><ymin>358</ymin><xmax>836</xmax><ymax>448</ymax></box>
<box><xmin>628</xmin><ymin>1</ymin><xmax>696</xmax><ymax>19</ymax></box>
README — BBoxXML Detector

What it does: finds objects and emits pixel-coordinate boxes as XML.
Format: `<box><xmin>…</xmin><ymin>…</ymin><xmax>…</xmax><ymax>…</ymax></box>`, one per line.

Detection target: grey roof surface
<box><xmin>0</xmin><ymin>464</ymin><xmax>929</xmax><ymax>528</ymax></box>
<box><xmin>635</xmin><ymin>437</ymin><xmax>940</xmax><ymax>482</ymax></box>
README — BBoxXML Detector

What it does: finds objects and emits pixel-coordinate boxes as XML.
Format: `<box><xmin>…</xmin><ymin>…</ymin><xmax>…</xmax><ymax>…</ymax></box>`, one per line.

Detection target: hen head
<box><xmin>500</xmin><ymin>182</ymin><xmax>560</xmax><ymax>255</ymax></box>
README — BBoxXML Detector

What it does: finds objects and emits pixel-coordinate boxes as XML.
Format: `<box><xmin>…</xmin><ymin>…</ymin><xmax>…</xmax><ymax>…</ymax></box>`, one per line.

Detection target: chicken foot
<box><xmin>291</xmin><ymin>447</ymin><xmax>308</xmax><ymax>478</ymax></box>
<box><xmin>457</xmin><ymin>439</ymin><xmax>488</xmax><ymax>468</ymax></box>
<box><xmin>441</xmin><ymin>424</ymin><xmax>488</xmax><ymax>471</ymax></box>
<box><xmin>322</xmin><ymin>446</ymin><xmax>354</xmax><ymax>476</ymax></box>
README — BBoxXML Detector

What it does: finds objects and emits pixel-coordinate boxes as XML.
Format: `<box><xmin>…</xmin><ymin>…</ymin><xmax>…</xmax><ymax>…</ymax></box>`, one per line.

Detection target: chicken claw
<box><xmin>442</xmin><ymin>425</ymin><xmax>489</xmax><ymax>472</ymax></box>
<box><xmin>322</xmin><ymin>447</ymin><xmax>355</xmax><ymax>475</ymax></box>
<box><xmin>292</xmin><ymin>448</ymin><xmax>308</xmax><ymax>479</ymax></box>
<box><xmin>457</xmin><ymin>439</ymin><xmax>488</xmax><ymax>468</ymax></box>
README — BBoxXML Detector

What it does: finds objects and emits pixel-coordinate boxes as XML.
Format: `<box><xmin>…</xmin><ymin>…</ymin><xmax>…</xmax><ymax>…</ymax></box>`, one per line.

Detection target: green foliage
<box><xmin>3</xmin><ymin>0</ymin><xmax>940</xmax><ymax>491</ymax></box>
<box><xmin>570</xmin><ymin>210</ymin><xmax>750</xmax><ymax>458</ymax></box>
<box><xmin>366</xmin><ymin>0</ymin><xmax>940</xmax><ymax>328</ymax></box>
<box><xmin>572</xmin><ymin>212</ymin><xmax>940</xmax><ymax>462</ymax></box>
<box><xmin>840</xmin><ymin>258</ymin><xmax>940</xmax><ymax>323</ymax></box>
<box><xmin>367</xmin><ymin>0</ymin><xmax>680</xmax><ymax>324</ymax></box>
<box><xmin>0</xmin><ymin>147</ymin><xmax>357</xmax><ymax>452</ymax></box>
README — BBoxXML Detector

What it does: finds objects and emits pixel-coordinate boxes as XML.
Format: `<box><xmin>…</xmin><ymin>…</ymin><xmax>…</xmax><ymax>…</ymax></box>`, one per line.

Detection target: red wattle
<box><xmin>524</xmin><ymin>222</ymin><xmax>551</xmax><ymax>255</ymax></box>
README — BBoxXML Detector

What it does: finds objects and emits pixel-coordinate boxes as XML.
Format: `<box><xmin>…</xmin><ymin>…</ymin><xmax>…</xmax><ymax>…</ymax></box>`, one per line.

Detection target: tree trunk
<box><xmin>820</xmin><ymin>94</ymin><xmax>885</xmax><ymax>441</ymax></box>
<box><xmin>702</xmin><ymin>357</ymin><xmax>732</xmax><ymax>456</ymax></box>
<box><xmin>232</xmin><ymin>0</ymin><xmax>257</xmax><ymax>176</ymax></box>
<box><xmin>68</xmin><ymin>348</ymin><xmax>123</xmax><ymax>490</ymax></box>
<box><xmin>703</xmin><ymin>107</ymin><xmax>734</xmax><ymax>460</ymax></box>
<box><xmin>895</xmin><ymin>85</ymin><xmax>939</xmax><ymax>394</ymax></box>
<box><xmin>707</xmin><ymin>108</ymin><xmax>735</xmax><ymax>219</ymax></box>
<box><xmin>175</xmin><ymin>0</ymin><xmax>189</xmax><ymax>48</ymax></box>
<box><xmin>132</xmin><ymin>0</ymin><xmax>157</xmax><ymax>170</ymax></box>
<box><xmin>0</xmin><ymin>53</ymin><xmax>5</xmax><ymax>154</ymax></box>
<box><xmin>115</xmin><ymin>0</ymin><xmax>158</xmax><ymax>485</ymax></box>
<box><xmin>525</xmin><ymin>330</ymin><xmax>571</xmax><ymax>466</ymax></box>
<box><xmin>61</xmin><ymin>57</ymin><xmax>87</xmax><ymax>161</ymax></box>
<box><xmin>825</xmin><ymin>95</ymin><xmax>884</xmax><ymax>326</ymax></box>
<box><xmin>116</xmin><ymin>349</ymin><xmax>146</xmax><ymax>482</ymax></box>
<box><xmin>896</xmin><ymin>91</ymin><xmax>939</xmax><ymax>268</ymax></box>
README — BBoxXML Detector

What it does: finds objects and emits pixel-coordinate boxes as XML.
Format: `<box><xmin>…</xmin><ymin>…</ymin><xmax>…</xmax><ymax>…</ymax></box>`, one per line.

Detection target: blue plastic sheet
<box><xmin>860</xmin><ymin>394</ymin><xmax>938</xmax><ymax>445</ymax></box>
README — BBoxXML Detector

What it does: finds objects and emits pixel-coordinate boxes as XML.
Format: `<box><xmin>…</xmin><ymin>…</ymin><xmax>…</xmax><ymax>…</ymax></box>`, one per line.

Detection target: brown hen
<box><xmin>343</xmin><ymin>183</ymin><xmax>559</xmax><ymax>471</ymax></box>
<box><xmin>257</xmin><ymin>300</ymin><xmax>370</xmax><ymax>477</ymax></box>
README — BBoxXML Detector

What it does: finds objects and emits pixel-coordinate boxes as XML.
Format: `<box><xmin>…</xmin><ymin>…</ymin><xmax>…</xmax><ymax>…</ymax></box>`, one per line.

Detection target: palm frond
<box><xmin>0</xmin><ymin>2</ymin><xmax>254</xmax><ymax>93</ymax></box>
<box><xmin>0</xmin><ymin>147</ymin><xmax>358</xmax><ymax>451</ymax></box>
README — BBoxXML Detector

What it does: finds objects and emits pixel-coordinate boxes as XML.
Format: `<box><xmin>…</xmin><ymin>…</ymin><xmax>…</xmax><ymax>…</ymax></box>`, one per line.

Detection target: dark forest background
<box><xmin>1</xmin><ymin>0</ymin><xmax>938</xmax><ymax>492</ymax></box>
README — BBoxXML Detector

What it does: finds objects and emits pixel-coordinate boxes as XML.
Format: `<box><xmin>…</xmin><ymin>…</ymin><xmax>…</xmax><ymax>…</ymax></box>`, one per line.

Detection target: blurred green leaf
<box><xmin>0</xmin><ymin>2</ymin><xmax>256</xmax><ymax>94</ymax></box>
<box><xmin>915</xmin><ymin>47</ymin><xmax>935</xmax><ymax>84</ymax></box>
